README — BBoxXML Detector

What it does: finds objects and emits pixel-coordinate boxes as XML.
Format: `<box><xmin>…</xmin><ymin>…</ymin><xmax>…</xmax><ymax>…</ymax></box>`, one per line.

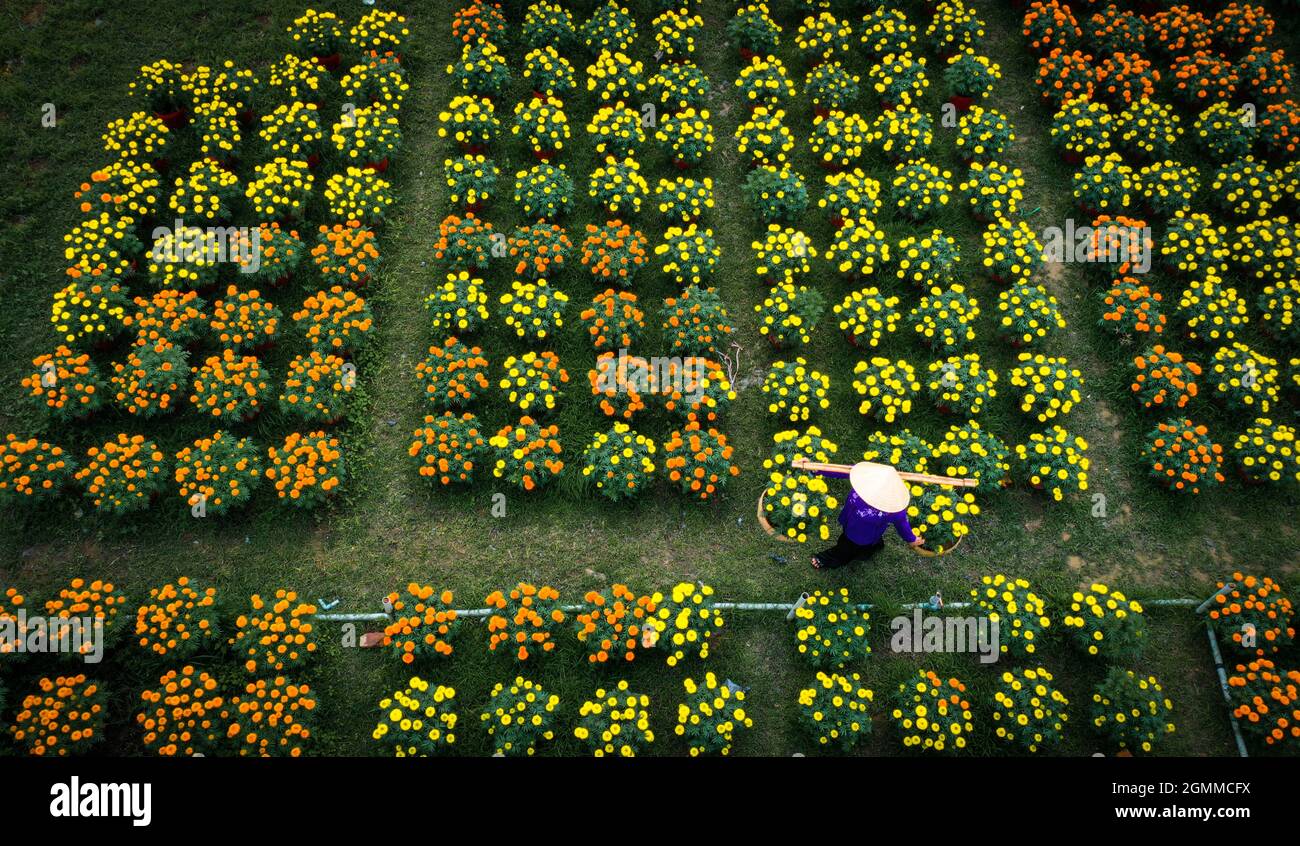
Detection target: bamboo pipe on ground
<box><xmin>790</xmin><ymin>458</ymin><xmax>979</xmax><ymax>488</ymax></box>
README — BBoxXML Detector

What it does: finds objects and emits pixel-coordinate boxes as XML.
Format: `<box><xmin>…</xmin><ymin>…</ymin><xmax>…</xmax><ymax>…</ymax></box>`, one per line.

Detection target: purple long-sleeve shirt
<box><xmin>811</xmin><ymin>467</ymin><xmax>919</xmax><ymax>546</ymax></box>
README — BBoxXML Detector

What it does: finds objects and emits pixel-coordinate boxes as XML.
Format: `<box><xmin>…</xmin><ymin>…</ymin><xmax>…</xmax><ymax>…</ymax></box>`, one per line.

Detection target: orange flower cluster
<box><xmin>485</xmin><ymin>582</ymin><xmax>564</xmax><ymax>661</ymax></box>
<box><xmin>588</xmin><ymin>351</ymin><xmax>648</xmax><ymax>420</ymax></box>
<box><xmin>580</xmin><ymin>289</ymin><xmax>644</xmax><ymax>350</ymax></box>
<box><xmin>409</xmin><ymin>412</ymin><xmax>486</xmax><ymax>485</ymax></box>
<box><xmin>313</xmin><ymin>221</ymin><xmax>379</xmax><ymax>287</ymax></box>
<box><xmin>1131</xmin><ymin>346</ymin><xmax>1200</xmax><ymax>410</ymax></box>
<box><xmin>1210</xmin><ymin>573</ymin><xmax>1295</xmax><ymax>657</ymax></box>
<box><xmin>660</xmin><ymin>358</ymin><xmax>734</xmax><ymax>424</ymax></box>
<box><xmin>111</xmin><ymin>338</ymin><xmax>189</xmax><ymax>417</ymax></box>
<box><xmin>230</xmin><ymin>590</ymin><xmax>318</xmax><ymax>675</ymax></box>
<box><xmin>1088</xmin><ymin>216</ymin><xmax>1152</xmax><ymax>277</ymax></box>
<box><xmin>1148</xmin><ymin>4</ymin><xmax>1213</xmax><ymax>55</ymax></box>
<box><xmin>1</xmin><ymin>586</ymin><xmax>27</xmax><ymax>655</ymax></box>
<box><xmin>1100</xmin><ymin>276</ymin><xmax>1165</xmax><ymax>335</ymax></box>
<box><xmin>415</xmin><ymin>337</ymin><xmax>490</xmax><ymax>408</ymax></box>
<box><xmin>382</xmin><ymin>584</ymin><xmax>460</xmax><ymax>663</ymax></box>
<box><xmin>134</xmin><ymin>577</ymin><xmax>220</xmax><ymax>658</ymax></box>
<box><xmin>1170</xmin><ymin>52</ymin><xmax>1239</xmax><ymax>103</ymax></box>
<box><xmin>190</xmin><ymin>349</ymin><xmax>269</xmax><ymax>421</ymax></box>
<box><xmin>210</xmin><ymin>285</ymin><xmax>281</xmax><ymax>350</ymax></box>
<box><xmin>579</xmin><ymin>220</ymin><xmax>648</xmax><ymax>285</ymax></box>
<box><xmin>9</xmin><ymin>675</ymin><xmax>105</xmax><ymax>756</ymax></box>
<box><xmin>280</xmin><ymin>351</ymin><xmax>353</xmax><ymax>422</ymax></box>
<box><xmin>1213</xmin><ymin>2</ymin><xmax>1274</xmax><ymax>48</ymax></box>
<box><xmin>576</xmin><ymin>584</ymin><xmax>660</xmax><ymax>664</ymax></box>
<box><xmin>0</xmin><ymin>434</ymin><xmax>73</xmax><ymax>500</ymax></box>
<box><xmin>125</xmin><ymin>289</ymin><xmax>208</xmax><ymax>344</ymax></box>
<box><xmin>1143</xmin><ymin>418</ymin><xmax>1225</xmax><ymax>494</ymax></box>
<box><xmin>1096</xmin><ymin>52</ymin><xmax>1158</xmax><ymax>104</ymax></box>
<box><xmin>227</xmin><ymin>676</ymin><xmax>316</xmax><ymax>757</ymax></box>
<box><xmin>45</xmin><ymin>578</ymin><xmax>127</xmax><ymax>652</ymax></box>
<box><xmin>663</xmin><ymin>421</ymin><xmax>740</xmax><ymax>500</ymax></box>
<box><xmin>1035</xmin><ymin>48</ymin><xmax>1095</xmax><ymax>103</ymax></box>
<box><xmin>265</xmin><ymin>431</ymin><xmax>344</xmax><ymax>506</ymax></box>
<box><xmin>174</xmin><ymin>430</ymin><xmax>262</xmax><ymax>515</ymax></box>
<box><xmin>1022</xmin><ymin>0</ymin><xmax>1081</xmax><ymax>53</ymax></box>
<box><xmin>138</xmin><ymin>666</ymin><xmax>229</xmax><ymax>756</ymax></box>
<box><xmin>433</xmin><ymin>212</ymin><xmax>494</xmax><ymax>269</ymax></box>
<box><xmin>293</xmin><ymin>286</ymin><xmax>374</xmax><ymax>353</ymax></box>
<box><xmin>1227</xmin><ymin>658</ymin><xmax>1299</xmax><ymax>748</ymax></box>
<box><xmin>23</xmin><ymin>346</ymin><xmax>104</xmax><ymax>420</ymax></box>
<box><xmin>489</xmin><ymin>416</ymin><xmax>564</xmax><ymax>492</ymax></box>
<box><xmin>74</xmin><ymin>433</ymin><xmax>167</xmax><ymax>514</ymax></box>
<box><xmin>451</xmin><ymin>0</ymin><xmax>506</xmax><ymax>44</ymax></box>
<box><xmin>508</xmin><ymin>222</ymin><xmax>572</xmax><ymax>277</ymax></box>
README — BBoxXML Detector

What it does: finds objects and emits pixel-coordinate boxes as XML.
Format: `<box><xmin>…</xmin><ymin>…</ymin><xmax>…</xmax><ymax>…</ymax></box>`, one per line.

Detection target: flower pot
<box><xmin>460</xmin><ymin>142</ymin><xmax>487</xmax><ymax>156</ymax></box>
<box><xmin>816</xmin><ymin>159</ymin><xmax>844</xmax><ymax>172</ymax></box>
<box><xmin>307</xmin><ymin>152</ymin><xmax>322</xmax><ymax>169</ymax></box>
<box><xmin>671</xmin><ymin>158</ymin><xmax>692</xmax><ymax>170</ymax></box>
<box><xmin>315</xmin><ymin>52</ymin><xmax>342</xmax><ymax>72</ymax></box>
<box><xmin>151</xmin><ymin>157</ymin><xmax>170</xmax><ymax>174</ymax></box>
<box><xmin>237</xmin><ymin>108</ymin><xmax>256</xmax><ymax>126</ymax></box>
<box><xmin>366</xmin><ymin>157</ymin><xmax>391</xmax><ymax>173</ymax></box>
<box><xmin>948</xmin><ymin>94</ymin><xmax>974</xmax><ymax>113</ymax></box>
<box><xmin>813</xmin><ymin>106</ymin><xmax>831</xmax><ymax>119</ymax></box>
<box><xmin>880</xmin><ymin>99</ymin><xmax>898</xmax><ymax>111</ymax></box>
<box><xmin>239</xmin><ymin>406</ymin><xmax>263</xmax><ymax>425</ymax></box>
<box><xmin>533</xmin><ymin>148</ymin><xmax>558</xmax><ymax>163</ymax></box>
<box><xmin>845</xmin><ymin>331</ymin><xmax>863</xmax><ymax>349</ymax></box>
<box><xmin>532</xmin><ymin>90</ymin><xmax>547</xmax><ymax>100</ymax></box>
<box><xmin>464</xmin><ymin>200</ymin><xmax>485</xmax><ymax>215</ymax></box>
<box><xmin>154</xmin><ymin>107</ymin><xmax>189</xmax><ymax>129</ymax></box>
<box><xmin>739</xmin><ymin>47</ymin><xmax>757</xmax><ymax>63</ymax></box>
<box><xmin>765</xmin><ymin>333</ymin><xmax>784</xmax><ymax>350</ymax></box>
<box><xmin>1061</xmin><ymin>149</ymin><xmax>1083</xmax><ymax>166</ymax></box>
<box><xmin>829</xmin><ymin>214</ymin><xmax>846</xmax><ymax>230</ymax></box>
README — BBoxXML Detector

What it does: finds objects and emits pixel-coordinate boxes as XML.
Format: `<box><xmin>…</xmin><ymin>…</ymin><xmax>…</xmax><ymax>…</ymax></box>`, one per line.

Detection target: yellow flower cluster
<box><xmin>373</xmin><ymin>677</ymin><xmax>457</xmax><ymax>756</ymax></box>
<box><xmin>657</xmin><ymin>581</ymin><xmax>724</xmax><ymax>666</ymax></box>
<box><xmin>892</xmin><ymin>670</ymin><xmax>972</xmax><ymax>753</ymax></box>
<box><xmin>799</xmin><ymin>671</ymin><xmax>874</xmax><ymax>750</ymax></box>
<box><xmin>575</xmin><ymin>680</ymin><xmax>653</xmax><ymax>757</ymax></box>
<box><xmin>762</xmin><ymin>357</ymin><xmax>831</xmax><ymax>422</ymax></box>
<box><xmin>677</xmin><ymin>673</ymin><xmax>753</xmax><ymax>756</ymax></box>
<box><xmin>1014</xmin><ymin>425</ymin><xmax>1089</xmax><ymax>501</ymax></box>
<box><xmin>992</xmin><ymin>667</ymin><xmax>1069</xmax><ymax>753</ymax></box>
<box><xmin>835</xmin><ymin>286</ymin><xmax>901</xmax><ymax>348</ymax></box>
<box><xmin>1063</xmin><ymin>583</ymin><xmax>1147</xmax><ymax>659</ymax></box>
<box><xmin>1008</xmin><ymin>353</ymin><xmax>1084</xmax><ymax>422</ymax></box>
<box><xmin>852</xmin><ymin>357</ymin><xmax>919</xmax><ymax>422</ymax></box>
<box><xmin>499</xmin><ymin>278</ymin><xmax>570</xmax><ymax>341</ymax></box>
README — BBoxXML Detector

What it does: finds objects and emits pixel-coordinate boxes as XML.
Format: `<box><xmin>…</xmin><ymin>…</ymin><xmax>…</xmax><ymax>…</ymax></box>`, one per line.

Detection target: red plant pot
<box><xmin>532</xmin><ymin>90</ymin><xmax>547</xmax><ymax>100</ymax></box>
<box><xmin>154</xmin><ymin>107</ymin><xmax>189</xmax><ymax>129</ymax></box>
<box><xmin>816</xmin><ymin>159</ymin><xmax>843</xmax><ymax>173</ymax></box>
<box><xmin>845</xmin><ymin>331</ymin><xmax>862</xmax><ymax>349</ymax></box>
<box><xmin>315</xmin><ymin>52</ymin><xmax>342</xmax><ymax>72</ymax></box>
<box><xmin>829</xmin><ymin>214</ymin><xmax>846</xmax><ymax>230</ymax></box>
<box><xmin>1061</xmin><ymin>149</ymin><xmax>1083</xmax><ymax>166</ymax></box>
<box><xmin>270</xmin><ymin>273</ymin><xmax>292</xmax><ymax>289</ymax></box>
<box><xmin>237</xmin><ymin>108</ymin><xmax>255</xmax><ymax>126</ymax></box>
<box><xmin>813</xmin><ymin>106</ymin><xmax>831</xmax><ymax>119</ymax></box>
<box><xmin>739</xmin><ymin>47</ymin><xmax>757</xmax><ymax>62</ymax></box>
<box><xmin>460</xmin><ymin>142</ymin><xmax>487</xmax><ymax>156</ymax></box>
<box><xmin>533</xmin><ymin>148</ymin><xmax>558</xmax><ymax>163</ymax></box>
<box><xmin>239</xmin><ymin>406</ymin><xmax>263</xmax><ymax>425</ymax></box>
<box><xmin>307</xmin><ymin>152</ymin><xmax>322</xmax><ymax>169</ymax></box>
<box><xmin>464</xmin><ymin>200</ymin><xmax>484</xmax><ymax>215</ymax></box>
<box><xmin>948</xmin><ymin>94</ymin><xmax>974</xmax><ymax>113</ymax></box>
<box><xmin>880</xmin><ymin>99</ymin><xmax>898</xmax><ymax>111</ymax></box>
<box><xmin>765</xmin><ymin>332</ymin><xmax>784</xmax><ymax>350</ymax></box>
<box><xmin>366</xmin><ymin>157</ymin><xmax>390</xmax><ymax>173</ymax></box>
<box><xmin>671</xmin><ymin>158</ymin><xmax>692</xmax><ymax>170</ymax></box>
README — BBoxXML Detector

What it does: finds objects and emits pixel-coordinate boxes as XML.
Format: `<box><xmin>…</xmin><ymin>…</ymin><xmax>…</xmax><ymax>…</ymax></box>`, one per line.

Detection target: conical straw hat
<box><xmin>849</xmin><ymin>461</ymin><xmax>911</xmax><ymax>513</ymax></box>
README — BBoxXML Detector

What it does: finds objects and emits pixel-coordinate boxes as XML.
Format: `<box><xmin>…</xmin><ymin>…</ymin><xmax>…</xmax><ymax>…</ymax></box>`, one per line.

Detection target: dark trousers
<box><xmin>815</xmin><ymin>531</ymin><xmax>884</xmax><ymax>569</ymax></box>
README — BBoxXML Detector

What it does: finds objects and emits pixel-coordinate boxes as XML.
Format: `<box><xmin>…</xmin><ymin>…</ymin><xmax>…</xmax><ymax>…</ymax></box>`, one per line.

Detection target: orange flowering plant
<box><xmin>579</xmin><ymin>289</ymin><xmax>644</xmax><ymax>351</ymax></box>
<box><xmin>1227</xmin><ymin>659</ymin><xmax>1300</xmax><ymax>750</ymax></box>
<box><xmin>1142</xmin><ymin>418</ymin><xmax>1225</xmax><ymax>495</ymax></box>
<box><xmin>230</xmin><ymin>590</ymin><xmax>318</xmax><ymax>675</ymax></box>
<box><xmin>228</xmin><ymin>675</ymin><xmax>316</xmax><ymax>757</ymax></box>
<box><xmin>9</xmin><ymin>675</ymin><xmax>105</xmax><ymax>756</ymax></box>
<box><xmin>1022</xmin><ymin>0</ymin><xmax>1080</xmax><ymax>53</ymax></box>
<box><xmin>659</xmin><ymin>357</ymin><xmax>736</xmax><ymax>424</ymax></box>
<box><xmin>587</xmin><ymin>352</ymin><xmax>648</xmax><ymax>420</ymax></box>
<box><xmin>23</xmin><ymin>346</ymin><xmax>105</xmax><ymax>421</ymax></box>
<box><xmin>110</xmin><ymin>337</ymin><xmax>189</xmax><ymax>420</ymax></box>
<box><xmin>0</xmin><ymin>434</ymin><xmax>75</xmax><ymax>504</ymax></box>
<box><xmin>485</xmin><ymin>582</ymin><xmax>565</xmax><ymax>661</ymax></box>
<box><xmin>74</xmin><ymin>434</ymin><xmax>168</xmax><ymax>514</ymax></box>
<box><xmin>45</xmin><ymin>577</ymin><xmax>128</xmax><ymax>653</ymax></box>
<box><xmin>174</xmin><ymin>430</ymin><xmax>262</xmax><ymax>515</ymax></box>
<box><xmin>490</xmin><ymin>416</ymin><xmax>565</xmax><ymax>492</ymax></box>
<box><xmin>579</xmin><ymin>220</ymin><xmax>648</xmax><ymax>286</ymax></box>
<box><xmin>382</xmin><ymin>584</ymin><xmax>460</xmax><ymax>663</ymax></box>
<box><xmin>408</xmin><ymin>412</ymin><xmax>487</xmax><ymax>486</ymax></box>
<box><xmin>508</xmin><ymin>222</ymin><xmax>572</xmax><ymax>278</ymax></box>
<box><xmin>452</xmin><ymin>0</ymin><xmax>506</xmax><ymax>45</ymax></box>
<box><xmin>294</xmin><ymin>287</ymin><xmax>374</xmax><ymax>353</ymax></box>
<box><xmin>1034</xmin><ymin>48</ymin><xmax>1095</xmax><ymax>104</ymax></box>
<box><xmin>661</xmin><ymin>285</ymin><xmax>734</xmax><ymax>357</ymax></box>
<box><xmin>280</xmin><ymin>351</ymin><xmax>355</xmax><ymax>423</ymax></box>
<box><xmin>190</xmin><ymin>349</ymin><xmax>268</xmax><ymax>423</ymax></box>
<box><xmin>265</xmin><ymin>430</ymin><xmax>345</xmax><ymax>507</ymax></box>
<box><xmin>313</xmin><ymin>222</ymin><xmax>379</xmax><ymax>288</ymax></box>
<box><xmin>134</xmin><ymin>577</ymin><xmax>220</xmax><ymax>659</ymax></box>
<box><xmin>1131</xmin><ymin>346</ymin><xmax>1200</xmax><ymax>411</ymax></box>
<box><xmin>1170</xmin><ymin>51</ymin><xmax>1238</xmax><ymax>104</ymax></box>
<box><xmin>138</xmin><ymin>666</ymin><xmax>229</xmax><ymax>756</ymax></box>
<box><xmin>575</xmin><ymin>583</ymin><xmax>662</xmax><ymax>662</ymax></box>
<box><xmin>417</xmin><ymin>337</ymin><xmax>490</xmax><ymax>409</ymax></box>
<box><xmin>433</xmin><ymin>212</ymin><xmax>495</xmax><ymax>270</ymax></box>
<box><xmin>663</xmin><ymin>421</ymin><xmax>740</xmax><ymax>500</ymax></box>
<box><xmin>210</xmin><ymin>285</ymin><xmax>282</xmax><ymax>351</ymax></box>
<box><xmin>893</xmin><ymin>670</ymin><xmax>972</xmax><ymax>754</ymax></box>
<box><xmin>1209</xmin><ymin>573</ymin><xmax>1295</xmax><ymax>657</ymax></box>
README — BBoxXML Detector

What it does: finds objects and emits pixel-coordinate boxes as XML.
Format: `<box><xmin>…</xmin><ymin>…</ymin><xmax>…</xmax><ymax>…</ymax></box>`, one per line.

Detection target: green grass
<box><xmin>0</xmin><ymin>0</ymin><xmax>1295</xmax><ymax>757</ymax></box>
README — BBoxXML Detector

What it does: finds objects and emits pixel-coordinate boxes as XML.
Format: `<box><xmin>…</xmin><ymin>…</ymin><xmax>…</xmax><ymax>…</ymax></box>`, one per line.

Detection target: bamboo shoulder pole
<box><xmin>791</xmin><ymin>458</ymin><xmax>979</xmax><ymax>488</ymax></box>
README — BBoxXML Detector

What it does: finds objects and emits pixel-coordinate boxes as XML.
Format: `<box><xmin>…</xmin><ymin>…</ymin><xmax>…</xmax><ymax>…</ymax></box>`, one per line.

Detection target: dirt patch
<box><xmin>22</xmin><ymin>4</ymin><xmax>45</xmax><ymax>26</ymax></box>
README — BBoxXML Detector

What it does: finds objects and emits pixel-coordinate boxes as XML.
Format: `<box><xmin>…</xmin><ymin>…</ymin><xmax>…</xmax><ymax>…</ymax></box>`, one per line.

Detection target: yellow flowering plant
<box><xmin>244</xmin><ymin>158</ymin><xmax>312</xmax><ymax>221</ymax></box>
<box><xmin>834</xmin><ymin>286</ymin><xmax>901</xmax><ymax>349</ymax></box>
<box><xmin>585</xmin><ymin>102</ymin><xmax>642</xmax><ymax>157</ymax></box>
<box><xmin>169</xmin><ymin>158</ymin><xmax>240</xmax><ymax>221</ymax></box>
<box><xmin>763</xmin><ymin>357</ymin><xmax>831</xmax><ymax>422</ymax></box>
<box><xmin>481</xmin><ymin>676</ymin><xmax>560</xmax><ymax>756</ymax></box>
<box><xmin>868</xmin><ymin>51</ymin><xmax>930</xmax><ymax>107</ymax></box>
<box><xmin>447</xmin><ymin>42</ymin><xmax>510</xmax><ymax>98</ymax></box>
<box><xmin>819</xmin><ymin>168</ymin><xmax>882</xmax><ymax>226</ymax></box>
<box><xmin>925</xmin><ymin>353</ymin><xmax>997</xmax><ymax>415</ymax></box>
<box><xmin>734</xmin><ymin>106</ymin><xmax>794</xmax><ymax>167</ymax></box>
<box><xmin>911</xmin><ymin>284</ymin><xmax>979</xmax><ymax>351</ymax></box>
<box><xmin>944</xmin><ymin>51</ymin><xmax>1001</xmax><ymax>100</ymax></box>
<box><xmin>522</xmin><ymin>45</ymin><xmax>575</xmax><ymax>97</ymax></box>
<box><xmin>809</xmin><ymin>109</ymin><xmax>870</xmax><ymax>169</ymax></box>
<box><xmin>1176</xmin><ymin>272</ymin><xmax>1256</xmax><ymax>342</ymax></box>
<box><xmin>485</xmin><ymin>582</ymin><xmax>565</xmax><ymax>659</ymax></box>
<box><xmin>331</xmin><ymin>103</ymin><xmax>402</xmax><ymax>168</ymax></box>
<box><xmin>735</xmin><ymin>55</ymin><xmax>797</xmax><ymax>108</ymax></box>
<box><xmin>800</xmin><ymin>671</ymin><xmax>874</xmax><ymax>750</ymax></box>
<box><xmin>1235</xmin><ymin>218</ymin><xmax>1299</xmax><ymax>285</ymax></box>
<box><xmin>173</xmin><ymin>430</ymin><xmax>262</xmax><ymax>515</ymax></box>
<box><xmin>892</xmin><ymin>670</ymin><xmax>972</xmax><ymax>753</ymax></box>
<box><xmin>102</xmin><ymin>111</ymin><xmax>169</xmax><ymax>163</ymax></box>
<box><xmin>648</xmin><ymin>61</ymin><xmax>710</xmax><ymax>111</ymax></box>
<box><xmin>489</xmin><ymin>417</ymin><xmax>565</xmax><ymax>493</ymax></box>
<box><xmin>1009</xmin><ymin>353</ymin><xmax>1083</xmax><ymax>422</ymax></box>
<box><xmin>793</xmin><ymin>588</ymin><xmax>869</xmax><ymax>668</ymax></box>
<box><xmin>147</xmin><ymin>226</ymin><xmax>221</xmax><ymax>290</ymax></box>
<box><xmin>981</xmin><ymin>216</ymin><xmax>1044</xmax><ymax>282</ymax></box>
<box><xmin>230</xmin><ymin>589</ymin><xmax>318</xmax><ymax>675</ymax></box>
<box><xmin>656</xmin><ymin>224</ymin><xmax>721</xmax><ymax>285</ymax></box>
<box><xmin>653</xmin><ymin>7</ymin><xmax>703</xmax><ymax>57</ymax></box>
<box><xmin>130</xmin><ymin>58</ymin><xmax>186</xmax><ymax>115</ymax></box>
<box><xmin>51</xmin><ymin>280</ymin><xmax>129</xmax><ymax>347</ymax></box>
<box><xmin>744</xmin><ymin>165</ymin><xmax>810</xmax><ymax>226</ymax></box>
<box><xmin>1064</xmin><ymin>583</ymin><xmax>1147</xmax><ymax>659</ymax></box>
<box><xmin>381</xmin><ymin>584</ymin><xmax>460</xmax><ymax>664</ymax></box>
<box><xmin>657</xmin><ymin>581</ymin><xmax>723</xmax><ymax>666</ymax></box>
<box><xmin>763</xmin><ymin>426</ymin><xmax>838</xmax><ymax>480</ymax></box>
<box><xmin>499</xmin><ymin>350</ymin><xmax>568</xmax><ymax>415</ymax></box>
<box><xmin>998</xmin><ymin>283</ymin><xmax>1066</xmax><ymax>346</ymax></box>
<box><xmin>1194</xmin><ymin>102</ymin><xmax>1256</xmax><ymax>162</ymax></box>
<box><xmin>437</xmin><ymin>95</ymin><xmax>500</xmax><ymax>152</ymax></box>
<box><xmin>795</xmin><ymin>11</ymin><xmax>852</xmax><ymax>60</ymax></box>
<box><xmin>1072</xmin><ymin>152</ymin><xmax>1134</xmax><ymax>214</ymax></box>
<box><xmin>267</xmin><ymin>53</ymin><xmax>329</xmax><ymax>103</ymax></box>
<box><xmin>890</xmin><ymin>158</ymin><xmax>952</xmax><ymax>219</ymax></box>
<box><xmin>324</xmin><ymin>167</ymin><xmax>394</xmax><ymax>225</ymax></box>
<box><xmin>74</xmin><ymin>434</ymin><xmax>167</xmax><ymax>515</ymax></box>
<box><xmin>524</xmin><ymin>0</ymin><xmax>576</xmax><ymax>50</ymax></box>
<box><xmin>825</xmin><ymin>215</ymin><xmax>890</xmax><ymax>278</ymax></box>
<box><xmin>677</xmin><ymin>673</ymin><xmax>752</xmax><ymax>756</ymax></box>
<box><xmin>762</xmin><ymin>471</ymin><xmax>839</xmax><ymax>543</ymax></box>
<box><xmin>350</xmin><ymin>8</ymin><xmax>408</xmax><ymax>55</ymax></box>
<box><xmin>1209</xmin><ymin>158</ymin><xmax>1279</xmax><ymax>219</ymax></box>
<box><xmin>1090</xmin><ymin>668</ymin><xmax>1174</xmax><ymax>753</ymax></box>
<box><xmin>287</xmin><ymin>8</ymin><xmax>344</xmax><ymax>58</ymax></box>
<box><xmin>934</xmin><ymin>421</ymin><xmax>1010</xmax><ymax>492</ymax></box>
<box><xmin>730</xmin><ymin>3</ymin><xmax>781</xmax><ymax>57</ymax></box>
<box><xmin>804</xmin><ymin>61</ymin><xmax>860</xmax><ymax>111</ymax></box>
<box><xmin>258</xmin><ymin>101</ymin><xmax>323</xmax><ymax>162</ymax></box>
<box><xmin>959</xmin><ymin>160</ymin><xmax>1025</xmax><ymax>220</ymax></box>
<box><xmin>656</xmin><ymin>107</ymin><xmax>714</xmax><ymax>167</ymax></box>
<box><xmin>133</xmin><ymin>577</ymin><xmax>220</xmax><ymax>659</ymax></box>
<box><xmin>417</xmin><ymin>337</ymin><xmax>490</xmax><ymax>409</ymax></box>
<box><xmin>581</xmin><ymin>1</ymin><xmax>637</xmax><ymax>54</ymax></box>
<box><xmin>861</xmin><ymin>6</ymin><xmax>916</xmax><ymax>57</ymax></box>
<box><xmin>755</xmin><ymin>280</ymin><xmax>824</xmax><ymax>348</ymax></box>
<box><xmin>513</xmin><ymin>163</ymin><xmax>574</xmax><ymax>220</ymax></box>
<box><xmin>373</xmin><ymin>677</ymin><xmax>456</xmax><ymax>756</ymax></box>
<box><xmin>851</xmin><ymin>356</ymin><xmax>919</xmax><ymax>423</ymax></box>
<box><xmin>63</xmin><ymin>212</ymin><xmax>140</xmax><ymax>283</ymax></box>
<box><xmin>499</xmin><ymin>278</ymin><xmax>570</xmax><ymax>341</ymax></box>
<box><xmin>1160</xmin><ymin>210</ymin><xmax>1228</xmax><ymax>275</ymax></box>
<box><xmin>907</xmin><ymin>480</ymin><xmax>978</xmax><ymax>552</ymax></box>
<box><xmin>73</xmin><ymin>160</ymin><xmax>162</xmax><ymax>220</ymax></box>
<box><xmin>444</xmin><ymin>155</ymin><xmax>498</xmax><ymax>211</ymax></box>
<box><xmin>1013</xmin><ymin>425</ymin><xmax>1089</xmax><ymax>501</ymax></box>
<box><xmin>575</xmin><ymin>680</ymin><xmax>652</xmax><ymax>757</ymax></box>
<box><xmin>138</xmin><ymin>667</ymin><xmax>229</xmax><ymax>756</ymax></box>
<box><xmin>992</xmin><ymin>667</ymin><xmax>1069</xmax><ymax>754</ymax></box>
<box><xmin>512</xmin><ymin>95</ymin><xmax>569</xmax><ymax>156</ymax></box>
<box><xmin>589</xmin><ymin>155</ymin><xmax>647</xmax><ymax>215</ymax></box>
<box><xmin>585</xmin><ymin>50</ymin><xmax>645</xmax><ymax>104</ymax></box>
<box><xmin>408</xmin><ymin>412</ymin><xmax>487</xmax><ymax>486</ymax></box>
<box><xmin>867</xmin><ymin>107</ymin><xmax>933</xmax><ymax>161</ymax></box>
<box><xmin>581</xmin><ymin>424</ymin><xmax>656</xmax><ymax>500</ymax></box>
<box><xmin>1209</xmin><ymin>342</ymin><xmax>1278</xmax><ymax>412</ymax></box>
<box><xmin>954</xmin><ymin>105</ymin><xmax>1015</xmax><ymax>162</ymax></box>
<box><xmin>1232</xmin><ymin>419</ymin><xmax>1299</xmax><ymax>485</ymax></box>
<box><xmin>970</xmin><ymin>574</ymin><xmax>1050</xmax><ymax>658</ymax></box>
<box><xmin>1115</xmin><ymin>98</ymin><xmax>1182</xmax><ymax>159</ymax></box>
